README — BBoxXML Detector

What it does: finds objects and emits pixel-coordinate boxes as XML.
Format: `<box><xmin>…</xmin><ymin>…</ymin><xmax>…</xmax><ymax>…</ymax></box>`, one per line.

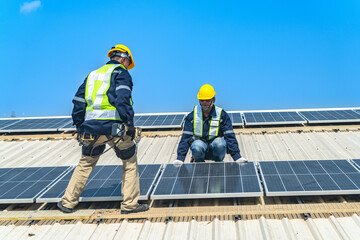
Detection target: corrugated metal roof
<box><xmin>1</xmin><ymin>129</ymin><xmax>359</xmax><ymax>167</ymax></box>
<box><xmin>0</xmin><ymin>126</ymin><xmax>360</xmax><ymax>239</ymax></box>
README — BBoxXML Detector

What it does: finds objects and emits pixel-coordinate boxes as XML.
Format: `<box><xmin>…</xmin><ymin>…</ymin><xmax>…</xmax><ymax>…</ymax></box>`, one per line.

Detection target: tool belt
<box><xmin>76</xmin><ymin>132</ymin><xmax>99</xmax><ymax>146</ymax></box>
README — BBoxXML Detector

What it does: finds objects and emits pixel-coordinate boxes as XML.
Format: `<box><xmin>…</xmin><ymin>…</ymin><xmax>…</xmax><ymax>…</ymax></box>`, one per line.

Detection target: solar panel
<box><xmin>133</xmin><ymin>114</ymin><xmax>186</xmax><ymax>129</ymax></box>
<box><xmin>0</xmin><ymin>119</ymin><xmax>23</xmax><ymax>130</ymax></box>
<box><xmin>352</xmin><ymin>159</ymin><xmax>360</xmax><ymax>169</ymax></box>
<box><xmin>299</xmin><ymin>110</ymin><xmax>360</xmax><ymax>124</ymax></box>
<box><xmin>58</xmin><ymin>121</ymin><xmax>76</xmax><ymax>131</ymax></box>
<box><xmin>243</xmin><ymin>112</ymin><xmax>306</xmax><ymax>125</ymax></box>
<box><xmin>37</xmin><ymin>164</ymin><xmax>162</xmax><ymax>203</ymax></box>
<box><xmin>0</xmin><ymin>117</ymin><xmax>72</xmax><ymax>132</ymax></box>
<box><xmin>259</xmin><ymin>160</ymin><xmax>360</xmax><ymax>196</ymax></box>
<box><xmin>228</xmin><ymin>112</ymin><xmax>244</xmax><ymax>126</ymax></box>
<box><xmin>0</xmin><ymin>166</ymin><xmax>70</xmax><ymax>203</ymax></box>
<box><xmin>151</xmin><ymin>162</ymin><xmax>262</xmax><ymax>199</ymax></box>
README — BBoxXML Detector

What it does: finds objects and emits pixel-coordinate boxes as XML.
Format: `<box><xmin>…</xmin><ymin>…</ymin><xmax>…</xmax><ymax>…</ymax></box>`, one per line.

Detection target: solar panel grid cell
<box><xmin>243</xmin><ymin>112</ymin><xmax>306</xmax><ymax>125</ymax></box>
<box><xmin>0</xmin><ymin>166</ymin><xmax>69</xmax><ymax>203</ymax></box>
<box><xmin>260</xmin><ymin>160</ymin><xmax>360</xmax><ymax>196</ymax></box>
<box><xmin>0</xmin><ymin>119</ymin><xmax>23</xmax><ymax>130</ymax></box>
<box><xmin>36</xmin><ymin>164</ymin><xmax>161</xmax><ymax>203</ymax></box>
<box><xmin>0</xmin><ymin>118</ymin><xmax>72</xmax><ymax>132</ymax></box>
<box><xmin>300</xmin><ymin>110</ymin><xmax>360</xmax><ymax>123</ymax></box>
<box><xmin>151</xmin><ymin>162</ymin><xmax>262</xmax><ymax>199</ymax></box>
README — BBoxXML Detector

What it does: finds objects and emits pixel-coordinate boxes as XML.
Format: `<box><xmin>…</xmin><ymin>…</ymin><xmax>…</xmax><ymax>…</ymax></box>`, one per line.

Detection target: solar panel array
<box><xmin>151</xmin><ymin>162</ymin><xmax>262</xmax><ymax>199</ymax></box>
<box><xmin>37</xmin><ymin>164</ymin><xmax>161</xmax><ymax>202</ymax></box>
<box><xmin>0</xmin><ymin>118</ymin><xmax>72</xmax><ymax>133</ymax></box>
<box><xmin>1</xmin><ymin>108</ymin><xmax>360</xmax><ymax>133</ymax></box>
<box><xmin>243</xmin><ymin>112</ymin><xmax>306</xmax><ymax>125</ymax></box>
<box><xmin>299</xmin><ymin>110</ymin><xmax>360</xmax><ymax>124</ymax></box>
<box><xmin>259</xmin><ymin>160</ymin><xmax>360</xmax><ymax>196</ymax></box>
<box><xmin>3</xmin><ymin>159</ymin><xmax>360</xmax><ymax>203</ymax></box>
<box><xmin>0</xmin><ymin>166</ymin><xmax>70</xmax><ymax>203</ymax></box>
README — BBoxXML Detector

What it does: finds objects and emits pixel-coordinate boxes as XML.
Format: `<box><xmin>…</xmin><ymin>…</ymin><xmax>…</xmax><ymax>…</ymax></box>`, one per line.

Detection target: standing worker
<box><xmin>174</xmin><ymin>84</ymin><xmax>247</xmax><ymax>166</ymax></box>
<box><xmin>57</xmin><ymin>44</ymin><xmax>149</xmax><ymax>214</ymax></box>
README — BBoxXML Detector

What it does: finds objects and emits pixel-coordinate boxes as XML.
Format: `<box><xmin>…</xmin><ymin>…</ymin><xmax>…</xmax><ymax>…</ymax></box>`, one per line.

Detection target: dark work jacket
<box><xmin>176</xmin><ymin>105</ymin><xmax>242</xmax><ymax>161</ymax></box>
<box><xmin>71</xmin><ymin>60</ymin><xmax>134</xmax><ymax>135</ymax></box>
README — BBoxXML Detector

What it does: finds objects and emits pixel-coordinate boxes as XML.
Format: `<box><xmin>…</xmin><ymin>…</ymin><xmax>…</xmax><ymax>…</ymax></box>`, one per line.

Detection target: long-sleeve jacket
<box><xmin>176</xmin><ymin>105</ymin><xmax>242</xmax><ymax>161</ymax></box>
<box><xmin>71</xmin><ymin>60</ymin><xmax>134</xmax><ymax>135</ymax></box>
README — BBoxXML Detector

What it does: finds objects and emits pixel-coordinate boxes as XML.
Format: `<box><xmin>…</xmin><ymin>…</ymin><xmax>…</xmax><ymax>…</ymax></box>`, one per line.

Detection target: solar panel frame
<box><xmin>243</xmin><ymin>111</ymin><xmax>307</xmax><ymax>126</ymax></box>
<box><xmin>36</xmin><ymin>164</ymin><xmax>162</xmax><ymax>203</ymax></box>
<box><xmin>133</xmin><ymin>114</ymin><xmax>186</xmax><ymax>129</ymax></box>
<box><xmin>0</xmin><ymin>117</ymin><xmax>73</xmax><ymax>133</ymax></box>
<box><xmin>351</xmin><ymin>159</ymin><xmax>360</xmax><ymax>170</ymax></box>
<box><xmin>0</xmin><ymin>166</ymin><xmax>72</xmax><ymax>204</ymax></box>
<box><xmin>259</xmin><ymin>160</ymin><xmax>360</xmax><ymax>197</ymax></box>
<box><xmin>299</xmin><ymin>110</ymin><xmax>360</xmax><ymax>124</ymax></box>
<box><xmin>227</xmin><ymin>112</ymin><xmax>244</xmax><ymax>126</ymax></box>
<box><xmin>151</xmin><ymin>162</ymin><xmax>263</xmax><ymax>200</ymax></box>
<box><xmin>0</xmin><ymin>119</ymin><xmax>24</xmax><ymax>130</ymax></box>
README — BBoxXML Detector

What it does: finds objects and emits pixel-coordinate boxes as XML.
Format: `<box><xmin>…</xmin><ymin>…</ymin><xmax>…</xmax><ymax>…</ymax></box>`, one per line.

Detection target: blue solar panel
<box><xmin>243</xmin><ymin>112</ymin><xmax>306</xmax><ymax>125</ymax></box>
<box><xmin>151</xmin><ymin>162</ymin><xmax>262</xmax><ymax>199</ymax></box>
<box><xmin>133</xmin><ymin>114</ymin><xmax>186</xmax><ymax>129</ymax></box>
<box><xmin>299</xmin><ymin>110</ymin><xmax>360</xmax><ymax>124</ymax></box>
<box><xmin>58</xmin><ymin>121</ymin><xmax>76</xmax><ymax>131</ymax></box>
<box><xmin>259</xmin><ymin>160</ymin><xmax>360</xmax><ymax>196</ymax></box>
<box><xmin>0</xmin><ymin>118</ymin><xmax>72</xmax><ymax>132</ymax></box>
<box><xmin>228</xmin><ymin>112</ymin><xmax>244</xmax><ymax>126</ymax></box>
<box><xmin>0</xmin><ymin>166</ymin><xmax>70</xmax><ymax>203</ymax></box>
<box><xmin>0</xmin><ymin>119</ymin><xmax>23</xmax><ymax>130</ymax></box>
<box><xmin>37</xmin><ymin>164</ymin><xmax>162</xmax><ymax>202</ymax></box>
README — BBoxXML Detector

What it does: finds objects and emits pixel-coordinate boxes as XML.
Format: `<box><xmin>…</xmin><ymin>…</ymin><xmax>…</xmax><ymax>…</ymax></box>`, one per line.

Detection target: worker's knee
<box><xmin>82</xmin><ymin>144</ymin><xmax>105</xmax><ymax>157</ymax></box>
<box><xmin>114</xmin><ymin>144</ymin><xmax>136</xmax><ymax>160</ymax></box>
<box><xmin>191</xmin><ymin>140</ymin><xmax>207</xmax><ymax>159</ymax></box>
<box><xmin>211</xmin><ymin>138</ymin><xmax>226</xmax><ymax>161</ymax></box>
<box><xmin>211</xmin><ymin>138</ymin><xmax>226</xmax><ymax>152</ymax></box>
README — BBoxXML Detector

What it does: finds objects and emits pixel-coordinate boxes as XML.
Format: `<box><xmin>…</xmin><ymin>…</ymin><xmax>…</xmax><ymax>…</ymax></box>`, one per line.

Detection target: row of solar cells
<box><xmin>0</xmin><ymin>109</ymin><xmax>360</xmax><ymax>133</ymax></box>
<box><xmin>1</xmin><ymin>159</ymin><xmax>360</xmax><ymax>203</ymax></box>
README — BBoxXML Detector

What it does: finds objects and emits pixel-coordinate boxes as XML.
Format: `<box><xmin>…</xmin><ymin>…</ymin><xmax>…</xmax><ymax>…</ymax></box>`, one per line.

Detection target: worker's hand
<box><xmin>235</xmin><ymin>157</ymin><xmax>248</xmax><ymax>164</ymax></box>
<box><xmin>173</xmin><ymin>160</ymin><xmax>184</xmax><ymax>167</ymax></box>
<box><xmin>125</xmin><ymin>125</ymin><xmax>136</xmax><ymax>140</ymax></box>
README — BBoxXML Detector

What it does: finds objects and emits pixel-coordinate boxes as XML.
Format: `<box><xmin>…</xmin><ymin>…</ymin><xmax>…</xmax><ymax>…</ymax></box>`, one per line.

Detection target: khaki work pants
<box><xmin>61</xmin><ymin>134</ymin><xmax>140</xmax><ymax>211</ymax></box>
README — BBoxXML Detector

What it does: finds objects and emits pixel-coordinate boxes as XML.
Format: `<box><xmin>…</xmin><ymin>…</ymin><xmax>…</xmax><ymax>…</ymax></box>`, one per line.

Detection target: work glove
<box><xmin>125</xmin><ymin>125</ymin><xmax>136</xmax><ymax>140</ymax></box>
<box><xmin>235</xmin><ymin>157</ymin><xmax>248</xmax><ymax>164</ymax></box>
<box><xmin>173</xmin><ymin>160</ymin><xmax>184</xmax><ymax>167</ymax></box>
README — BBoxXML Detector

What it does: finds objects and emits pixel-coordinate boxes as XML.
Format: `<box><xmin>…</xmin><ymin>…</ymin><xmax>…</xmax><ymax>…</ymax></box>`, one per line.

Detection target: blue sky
<box><xmin>1</xmin><ymin>0</ymin><xmax>360</xmax><ymax>117</ymax></box>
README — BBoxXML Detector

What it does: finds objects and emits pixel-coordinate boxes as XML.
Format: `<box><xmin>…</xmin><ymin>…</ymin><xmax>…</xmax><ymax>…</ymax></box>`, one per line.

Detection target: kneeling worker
<box><xmin>174</xmin><ymin>84</ymin><xmax>247</xmax><ymax>166</ymax></box>
<box><xmin>57</xmin><ymin>44</ymin><xmax>148</xmax><ymax>214</ymax></box>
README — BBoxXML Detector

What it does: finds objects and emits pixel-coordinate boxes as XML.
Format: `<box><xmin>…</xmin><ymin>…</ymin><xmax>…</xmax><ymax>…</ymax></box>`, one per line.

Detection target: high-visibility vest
<box><xmin>193</xmin><ymin>105</ymin><xmax>223</xmax><ymax>140</ymax></box>
<box><xmin>84</xmin><ymin>64</ymin><xmax>126</xmax><ymax>121</ymax></box>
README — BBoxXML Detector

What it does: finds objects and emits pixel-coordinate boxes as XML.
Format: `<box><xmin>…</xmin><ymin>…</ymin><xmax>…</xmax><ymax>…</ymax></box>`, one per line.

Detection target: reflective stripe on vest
<box><xmin>85</xmin><ymin>64</ymin><xmax>125</xmax><ymax>121</ymax></box>
<box><xmin>193</xmin><ymin>105</ymin><xmax>223</xmax><ymax>140</ymax></box>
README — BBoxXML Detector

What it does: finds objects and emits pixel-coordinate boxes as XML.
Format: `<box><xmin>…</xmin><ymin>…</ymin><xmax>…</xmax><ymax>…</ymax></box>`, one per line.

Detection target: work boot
<box><xmin>57</xmin><ymin>201</ymin><xmax>75</xmax><ymax>213</ymax></box>
<box><xmin>121</xmin><ymin>204</ymin><xmax>149</xmax><ymax>214</ymax></box>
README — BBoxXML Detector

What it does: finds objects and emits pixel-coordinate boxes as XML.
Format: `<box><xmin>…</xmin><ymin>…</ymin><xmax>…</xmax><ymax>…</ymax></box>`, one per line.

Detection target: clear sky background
<box><xmin>1</xmin><ymin>0</ymin><xmax>359</xmax><ymax>118</ymax></box>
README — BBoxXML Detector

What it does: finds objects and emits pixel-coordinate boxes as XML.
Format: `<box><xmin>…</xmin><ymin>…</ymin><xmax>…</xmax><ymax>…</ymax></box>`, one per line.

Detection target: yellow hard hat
<box><xmin>107</xmin><ymin>44</ymin><xmax>135</xmax><ymax>70</ymax></box>
<box><xmin>197</xmin><ymin>84</ymin><xmax>216</xmax><ymax>100</ymax></box>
